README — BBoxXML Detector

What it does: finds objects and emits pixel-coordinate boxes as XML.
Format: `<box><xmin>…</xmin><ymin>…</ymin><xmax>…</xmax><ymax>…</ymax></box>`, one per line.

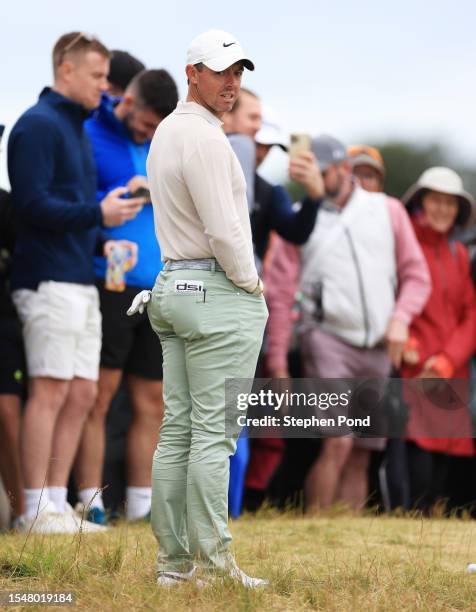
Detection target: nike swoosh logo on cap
<box><xmin>223</xmin><ymin>42</ymin><xmax>236</xmax><ymax>47</ymax></box>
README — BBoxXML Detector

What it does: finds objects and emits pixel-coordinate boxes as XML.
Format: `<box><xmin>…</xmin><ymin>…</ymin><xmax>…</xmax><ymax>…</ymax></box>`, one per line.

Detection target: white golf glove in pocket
<box><xmin>127</xmin><ymin>289</ymin><xmax>151</xmax><ymax>316</ymax></box>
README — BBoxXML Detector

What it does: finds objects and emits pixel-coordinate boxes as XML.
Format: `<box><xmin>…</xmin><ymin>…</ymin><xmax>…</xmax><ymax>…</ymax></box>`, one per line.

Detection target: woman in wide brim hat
<box><xmin>402</xmin><ymin>166</ymin><xmax>475</xmax><ymax>228</ymax></box>
<box><xmin>400</xmin><ymin>166</ymin><xmax>476</xmax><ymax>513</ymax></box>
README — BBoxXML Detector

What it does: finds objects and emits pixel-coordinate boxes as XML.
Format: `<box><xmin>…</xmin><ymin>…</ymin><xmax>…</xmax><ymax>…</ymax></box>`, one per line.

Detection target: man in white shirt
<box><xmin>145</xmin><ymin>29</ymin><xmax>271</xmax><ymax>587</ymax></box>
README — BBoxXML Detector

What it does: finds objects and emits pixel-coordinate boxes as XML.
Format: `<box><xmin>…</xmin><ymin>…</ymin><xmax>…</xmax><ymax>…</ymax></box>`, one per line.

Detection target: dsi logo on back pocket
<box><xmin>174</xmin><ymin>280</ymin><xmax>204</xmax><ymax>292</ymax></box>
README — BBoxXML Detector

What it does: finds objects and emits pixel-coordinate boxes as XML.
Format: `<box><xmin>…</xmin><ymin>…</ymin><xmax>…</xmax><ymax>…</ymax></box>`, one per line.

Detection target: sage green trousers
<box><xmin>148</xmin><ymin>267</ymin><xmax>268</xmax><ymax>573</ymax></box>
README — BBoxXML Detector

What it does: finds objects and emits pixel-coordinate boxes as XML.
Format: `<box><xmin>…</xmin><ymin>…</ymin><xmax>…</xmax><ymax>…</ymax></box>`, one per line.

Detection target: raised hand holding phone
<box><xmin>289</xmin><ymin>133</ymin><xmax>324</xmax><ymax>200</ymax></box>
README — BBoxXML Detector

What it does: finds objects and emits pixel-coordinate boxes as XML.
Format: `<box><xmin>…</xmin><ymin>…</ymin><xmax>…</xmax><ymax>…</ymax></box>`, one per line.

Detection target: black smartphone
<box><xmin>130</xmin><ymin>187</ymin><xmax>151</xmax><ymax>200</ymax></box>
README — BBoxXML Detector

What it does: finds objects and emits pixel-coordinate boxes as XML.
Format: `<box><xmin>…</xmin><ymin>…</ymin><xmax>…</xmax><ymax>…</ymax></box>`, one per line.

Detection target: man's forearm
<box><xmin>14</xmin><ymin>194</ymin><xmax>102</xmax><ymax>232</ymax></box>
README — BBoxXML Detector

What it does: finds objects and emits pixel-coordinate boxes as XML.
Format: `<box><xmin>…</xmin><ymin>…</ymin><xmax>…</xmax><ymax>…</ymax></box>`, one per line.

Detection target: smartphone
<box><xmin>130</xmin><ymin>187</ymin><xmax>151</xmax><ymax>201</ymax></box>
<box><xmin>289</xmin><ymin>133</ymin><xmax>311</xmax><ymax>158</ymax></box>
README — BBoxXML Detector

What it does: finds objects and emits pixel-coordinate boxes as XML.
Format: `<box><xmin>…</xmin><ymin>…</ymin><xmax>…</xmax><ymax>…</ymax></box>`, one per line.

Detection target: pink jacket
<box><xmin>265</xmin><ymin>195</ymin><xmax>431</xmax><ymax>372</ymax></box>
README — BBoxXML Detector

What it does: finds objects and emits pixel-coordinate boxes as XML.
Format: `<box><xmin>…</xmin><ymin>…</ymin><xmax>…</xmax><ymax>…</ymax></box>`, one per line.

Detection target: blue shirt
<box><xmin>8</xmin><ymin>88</ymin><xmax>102</xmax><ymax>290</ymax></box>
<box><xmin>85</xmin><ymin>95</ymin><xmax>162</xmax><ymax>289</ymax></box>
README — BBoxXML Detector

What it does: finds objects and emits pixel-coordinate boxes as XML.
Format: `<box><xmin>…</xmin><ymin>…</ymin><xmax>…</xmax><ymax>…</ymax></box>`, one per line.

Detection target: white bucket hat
<box><xmin>402</xmin><ymin>166</ymin><xmax>475</xmax><ymax>227</ymax></box>
<box><xmin>187</xmin><ymin>29</ymin><xmax>254</xmax><ymax>72</ymax></box>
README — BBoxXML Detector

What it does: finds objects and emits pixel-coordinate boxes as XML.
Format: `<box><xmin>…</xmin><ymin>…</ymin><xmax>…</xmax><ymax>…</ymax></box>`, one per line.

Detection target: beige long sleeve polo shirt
<box><xmin>146</xmin><ymin>100</ymin><xmax>259</xmax><ymax>293</ymax></box>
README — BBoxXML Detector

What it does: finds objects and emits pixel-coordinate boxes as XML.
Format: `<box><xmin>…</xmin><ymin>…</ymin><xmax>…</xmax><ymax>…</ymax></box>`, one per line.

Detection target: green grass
<box><xmin>1</xmin><ymin>511</ymin><xmax>476</xmax><ymax>611</ymax></box>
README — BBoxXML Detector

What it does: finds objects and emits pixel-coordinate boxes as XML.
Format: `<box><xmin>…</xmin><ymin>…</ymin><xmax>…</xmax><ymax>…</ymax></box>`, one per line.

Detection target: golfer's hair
<box><xmin>229</xmin><ymin>88</ymin><xmax>259</xmax><ymax>113</ymax></box>
<box><xmin>127</xmin><ymin>69</ymin><xmax>179</xmax><ymax>119</ymax></box>
<box><xmin>52</xmin><ymin>32</ymin><xmax>110</xmax><ymax>76</ymax></box>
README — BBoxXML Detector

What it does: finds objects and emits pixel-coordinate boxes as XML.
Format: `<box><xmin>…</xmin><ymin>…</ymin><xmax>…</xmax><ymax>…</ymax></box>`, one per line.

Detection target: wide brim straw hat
<box><xmin>402</xmin><ymin>166</ymin><xmax>475</xmax><ymax>227</ymax></box>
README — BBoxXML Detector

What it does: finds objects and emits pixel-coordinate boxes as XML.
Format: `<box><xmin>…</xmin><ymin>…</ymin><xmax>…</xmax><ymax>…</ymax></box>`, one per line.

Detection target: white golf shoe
<box><xmin>157</xmin><ymin>567</ymin><xmax>199</xmax><ymax>586</ymax></box>
<box><xmin>156</xmin><ymin>557</ymin><xmax>268</xmax><ymax>589</ymax></box>
<box><xmin>225</xmin><ymin>556</ymin><xmax>269</xmax><ymax>588</ymax></box>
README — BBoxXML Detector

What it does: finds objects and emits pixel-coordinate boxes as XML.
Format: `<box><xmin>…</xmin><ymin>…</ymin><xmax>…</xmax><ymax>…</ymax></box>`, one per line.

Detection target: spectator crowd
<box><xmin>1</xmin><ymin>31</ymin><xmax>476</xmax><ymax>534</ymax></box>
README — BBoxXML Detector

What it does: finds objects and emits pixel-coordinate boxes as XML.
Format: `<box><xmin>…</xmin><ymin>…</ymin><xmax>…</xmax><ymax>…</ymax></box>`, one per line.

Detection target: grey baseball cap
<box><xmin>311</xmin><ymin>134</ymin><xmax>348</xmax><ymax>172</ymax></box>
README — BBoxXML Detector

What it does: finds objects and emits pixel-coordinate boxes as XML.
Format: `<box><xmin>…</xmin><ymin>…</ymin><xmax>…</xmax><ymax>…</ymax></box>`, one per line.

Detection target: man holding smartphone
<box><xmin>8</xmin><ymin>32</ymin><xmax>142</xmax><ymax>534</ymax></box>
<box><xmin>224</xmin><ymin>93</ymin><xmax>324</xmax><ymax>262</ymax></box>
<box><xmin>74</xmin><ymin>69</ymin><xmax>179</xmax><ymax>525</ymax></box>
<box><xmin>224</xmin><ymin>95</ymin><xmax>324</xmax><ymax>514</ymax></box>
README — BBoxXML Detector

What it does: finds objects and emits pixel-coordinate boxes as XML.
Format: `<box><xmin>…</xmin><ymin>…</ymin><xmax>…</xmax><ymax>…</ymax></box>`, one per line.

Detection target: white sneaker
<box><xmin>194</xmin><ymin>556</ymin><xmax>268</xmax><ymax>589</ymax></box>
<box><xmin>157</xmin><ymin>567</ymin><xmax>199</xmax><ymax>587</ymax></box>
<box><xmin>226</xmin><ymin>556</ymin><xmax>269</xmax><ymax>588</ymax></box>
<box><xmin>64</xmin><ymin>503</ymin><xmax>108</xmax><ymax>533</ymax></box>
<box><xmin>15</xmin><ymin>502</ymin><xmax>108</xmax><ymax>534</ymax></box>
<box><xmin>16</xmin><ymin>501</ymin><xmax>81</xmax><ymax>534</ymax></box>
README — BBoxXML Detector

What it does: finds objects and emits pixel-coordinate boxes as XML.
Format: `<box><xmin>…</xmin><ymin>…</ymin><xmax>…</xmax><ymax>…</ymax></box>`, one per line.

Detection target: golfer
<box><xmin>146</xmin><ymin>30</ymin><xmax>268</xmax><ymax>587</ymax></box>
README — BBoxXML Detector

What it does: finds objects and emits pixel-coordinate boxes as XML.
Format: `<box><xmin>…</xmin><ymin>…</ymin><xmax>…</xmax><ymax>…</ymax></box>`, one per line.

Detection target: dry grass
<box><xmin>1</xmin><ymin>509</ymin><xmax>476</xmax><ymax>611</ymax></box>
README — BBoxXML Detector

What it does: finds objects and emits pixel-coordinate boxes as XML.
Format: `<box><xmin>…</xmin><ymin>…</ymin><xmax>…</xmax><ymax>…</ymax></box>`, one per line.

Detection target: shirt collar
<box><xmin>174</xmin><ymin>100</ymin><xmax>223</xmax><ymax>128</ymax></box>
<box><xmin>321</xmin><ymin>198</ymin><xmax>340</xmax><ymax>212</ymax></box>
<box><xmin>40</xmin><ymin>87</ymin><xmax>90</xmax><ymax>121</ymax></box>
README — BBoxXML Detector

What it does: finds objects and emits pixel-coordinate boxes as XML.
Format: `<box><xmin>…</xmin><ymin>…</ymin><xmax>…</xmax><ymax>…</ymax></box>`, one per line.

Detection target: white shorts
<box><xmin>12</xmin><ymin>281</ymin><xmax>102</xmax><ymax>381</ymax></box>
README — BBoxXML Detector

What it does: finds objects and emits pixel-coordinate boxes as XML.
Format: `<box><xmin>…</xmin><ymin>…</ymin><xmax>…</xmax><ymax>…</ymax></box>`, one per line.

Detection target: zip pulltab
<box><xmin>203</xmin><ymin>288</ymin><xmax>207</xmax><ymax>303</ymax></box>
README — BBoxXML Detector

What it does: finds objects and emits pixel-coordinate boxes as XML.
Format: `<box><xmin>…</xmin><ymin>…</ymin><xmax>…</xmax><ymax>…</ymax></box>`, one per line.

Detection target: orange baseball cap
<box><xmin>348</xmin><ymin>145</ymin><xmax>385</xmax><ymax>177</ymax></box>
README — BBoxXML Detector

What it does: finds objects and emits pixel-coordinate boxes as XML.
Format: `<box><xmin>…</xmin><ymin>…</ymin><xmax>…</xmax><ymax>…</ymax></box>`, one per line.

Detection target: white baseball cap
<box><xmin>255</xmin><ymin>105</ymin><xmax>288</xmax><ymax>151</ymax></box>
<box><xmin>187</xmin><ymin>29</ymin><xmax>254</xmax><ymax>72</ymax></box>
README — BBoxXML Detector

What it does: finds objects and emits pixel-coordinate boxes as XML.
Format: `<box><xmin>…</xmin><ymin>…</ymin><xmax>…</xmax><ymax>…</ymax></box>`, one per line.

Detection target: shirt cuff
<box><xmin>302</xmin><ymin>195</ymin><xmax>322</xmax><ymax>205</ymax></box>
<box><xmin>249</xmin><ymin>278</ymin><xmax>264</xmax><ymax>296</ymax></box>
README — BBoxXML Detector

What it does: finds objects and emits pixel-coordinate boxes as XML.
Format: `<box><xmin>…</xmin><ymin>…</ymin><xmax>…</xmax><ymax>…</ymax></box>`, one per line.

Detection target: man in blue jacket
<box><xmin>8</xmin><ymin>32</ymin><xmax>144</xmax><ymax>534</ymax></box>
<box><xmin>74</xmin><ymin>69</ymin><xmax>179</xmax><ymax>524</ymax></box>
